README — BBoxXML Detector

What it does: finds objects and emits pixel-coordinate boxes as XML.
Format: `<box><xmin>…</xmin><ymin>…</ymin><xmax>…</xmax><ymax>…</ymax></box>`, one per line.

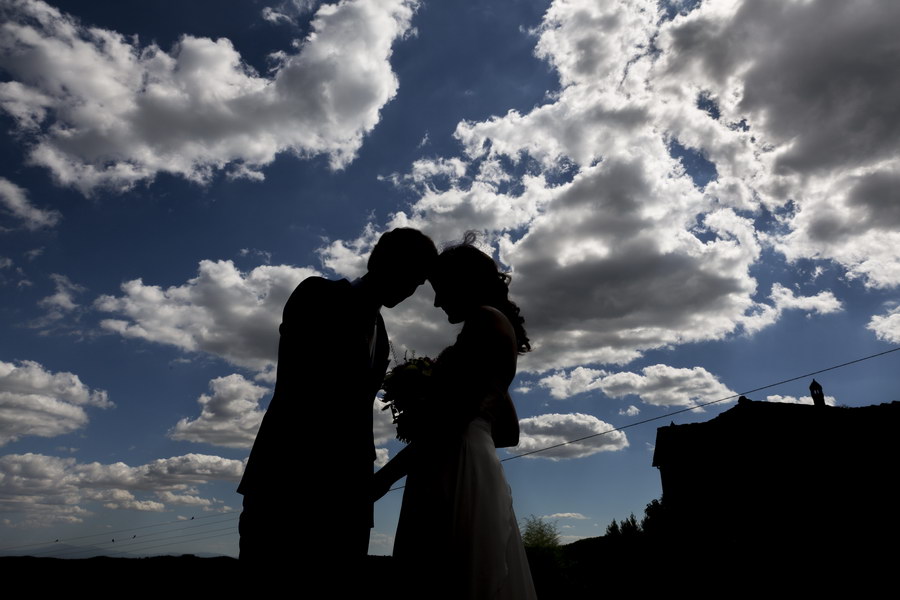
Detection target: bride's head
<box><xmin>431</xmin><ymin>232</ymin><xmax>531</xmax><ymax>353</ymax></box>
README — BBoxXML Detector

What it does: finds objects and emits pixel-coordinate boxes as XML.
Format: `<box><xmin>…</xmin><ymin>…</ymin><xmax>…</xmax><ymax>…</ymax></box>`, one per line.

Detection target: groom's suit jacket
<box><xmin>238</xmin><ymin>277</ymin><xmax>389</xmax><ymax>528</ymax></box>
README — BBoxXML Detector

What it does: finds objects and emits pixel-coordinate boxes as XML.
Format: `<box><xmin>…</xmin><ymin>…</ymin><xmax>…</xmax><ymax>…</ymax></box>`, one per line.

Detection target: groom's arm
<box><xmin>371</xmin><ymin>445</ymin><xmax>412</xmax><ymax>502</ymax></box>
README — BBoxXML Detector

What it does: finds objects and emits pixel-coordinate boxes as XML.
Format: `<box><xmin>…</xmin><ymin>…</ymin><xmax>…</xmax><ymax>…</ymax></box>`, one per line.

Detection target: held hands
<box><xmin>371</xmin><ymin>445</ymin><xmax>412</xmax><ymax>502</ymax></box>
<box><xmin>371</xmin><ymin>469</ymin><xmax>393</xmax><ymax>503</ymax></box>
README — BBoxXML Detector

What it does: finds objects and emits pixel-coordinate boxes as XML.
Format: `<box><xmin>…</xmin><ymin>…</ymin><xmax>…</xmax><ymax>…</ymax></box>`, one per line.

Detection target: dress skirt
<box><xmin>393</xmin><ymin>417</ymin><xmax>537</xmax><ymax>599</ymax></box>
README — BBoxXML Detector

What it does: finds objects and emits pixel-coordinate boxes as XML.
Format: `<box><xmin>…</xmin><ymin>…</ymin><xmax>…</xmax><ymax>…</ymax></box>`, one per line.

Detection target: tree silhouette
<box><xmin>521</xmin><ymin>514</ymin><xmax>560</xmax><ymax>548</ymax></box>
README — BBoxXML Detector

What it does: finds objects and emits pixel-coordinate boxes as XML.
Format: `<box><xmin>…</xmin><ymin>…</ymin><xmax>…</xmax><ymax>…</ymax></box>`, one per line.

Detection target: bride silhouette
<box><xmin>374</xmin><ymin>234</ymin><xmax>537</xmax><ymax>599</ymax></box>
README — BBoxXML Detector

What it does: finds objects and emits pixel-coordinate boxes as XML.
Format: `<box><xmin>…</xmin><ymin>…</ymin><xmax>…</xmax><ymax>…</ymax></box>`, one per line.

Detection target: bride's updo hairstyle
<box><xmin>435</xmin><ymin>232</ymin><xmax>531</xmax><ymax>354</ymax></box>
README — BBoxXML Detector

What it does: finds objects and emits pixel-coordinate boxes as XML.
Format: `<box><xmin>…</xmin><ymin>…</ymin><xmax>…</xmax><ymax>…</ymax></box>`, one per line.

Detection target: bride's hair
<box><xmin>436</xmin><ymin>232</ymin><xmax>531</xmax><ymax>354</ymax></box>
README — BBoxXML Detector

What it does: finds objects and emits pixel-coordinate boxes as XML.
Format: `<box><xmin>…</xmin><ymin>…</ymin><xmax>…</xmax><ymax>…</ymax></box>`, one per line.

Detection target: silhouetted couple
<box><xmin>238</xmin><ymin>228</ymin><xmax>536</xmax><ymax>599</ymax></box>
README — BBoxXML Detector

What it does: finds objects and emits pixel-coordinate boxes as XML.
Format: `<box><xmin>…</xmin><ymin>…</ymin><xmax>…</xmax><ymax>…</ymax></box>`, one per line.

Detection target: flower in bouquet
<box><xmin>381</xmin><ymin>352</ymin><xmax>434</xmax><ymax>444</ymax></box>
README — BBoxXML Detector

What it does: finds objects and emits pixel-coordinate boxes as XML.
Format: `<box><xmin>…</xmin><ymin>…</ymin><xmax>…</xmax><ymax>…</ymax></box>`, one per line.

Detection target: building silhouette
<box><xmin>652</xmin><ymin>384</ymin><xmax>900</xmax><ymax>556</ymax></box>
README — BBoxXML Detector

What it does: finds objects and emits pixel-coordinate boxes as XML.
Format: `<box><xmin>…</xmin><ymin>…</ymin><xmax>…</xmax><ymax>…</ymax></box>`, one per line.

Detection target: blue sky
<box><xmin>1</xmin><ymin>0</ymin><xmax>899</xmax><ymax>557</ymax></box>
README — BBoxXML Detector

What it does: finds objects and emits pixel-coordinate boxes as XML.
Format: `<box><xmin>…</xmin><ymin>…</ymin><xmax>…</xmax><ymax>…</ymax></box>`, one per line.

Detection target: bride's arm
<box><xmin>371</xmin><ymin>444</ymin><xmax>413</xmax><ymax>502</ymax></box>
<box><xmin>465</xmin><ymin>306</ymin><xmax>521</xmax><ymax>448</ymax></box>
<box><xmin>489</xmin><ymin>392</ymin><xmax>520</xmax><ymax>448</ymax></box>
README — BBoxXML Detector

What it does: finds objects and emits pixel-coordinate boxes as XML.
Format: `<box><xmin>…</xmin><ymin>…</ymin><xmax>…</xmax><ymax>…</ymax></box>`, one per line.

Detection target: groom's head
<box><xmin>367</xmin><ymin>228</ymin><xmax>437</xmax><ymax>308</ymax></box>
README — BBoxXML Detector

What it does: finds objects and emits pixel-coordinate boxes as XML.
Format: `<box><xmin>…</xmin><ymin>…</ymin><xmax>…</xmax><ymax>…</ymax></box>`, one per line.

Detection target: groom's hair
<box><xmin>368</xmin><ymin>228</ymin><xmax>438</xmax><ymax>277</ymax></box>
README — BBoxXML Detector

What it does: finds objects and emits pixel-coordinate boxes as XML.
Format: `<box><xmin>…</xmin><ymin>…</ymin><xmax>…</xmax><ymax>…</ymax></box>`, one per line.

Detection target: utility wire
<box><xmin>35</xmin><ymin>518</ymin><xmax>239</xmax><ymax>559</ymax></box>
<box><xmin>8</xmin><ymin>346</ymin><xmax>898</xmax><ymax>549</ymax></box>
<box><xmin>502</xmin><ymin>345</ymin><xmax>900</xmax><ymax>461</ymax></box>
<box><xmin>0</xmin><ymin>511</ymin><xmax>238</xmax><ymax>554</ymax></box>
<box><xmin>100</xmin><ymin>530</ymin><xmax>238</xmax><ymax>559</ymax></box>
<box><xmin>385</xmin><ymin>345</ymin><xmax>900</xmax><ymax>491</ymax></box>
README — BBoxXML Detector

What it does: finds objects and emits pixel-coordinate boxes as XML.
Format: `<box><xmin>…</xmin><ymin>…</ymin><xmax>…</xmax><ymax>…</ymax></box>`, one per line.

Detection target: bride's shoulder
<box><xmin>467</xmin><ymin>305</ymin><xmax>515</xmax><ymax>338</ymax></box>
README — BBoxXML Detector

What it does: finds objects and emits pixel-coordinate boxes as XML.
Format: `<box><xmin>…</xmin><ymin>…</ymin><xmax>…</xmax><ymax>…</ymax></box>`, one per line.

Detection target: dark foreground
<box><xmin>3</xmin><ymin>539</ymin><xmax>890</xmax><ymax>597</ymax></box>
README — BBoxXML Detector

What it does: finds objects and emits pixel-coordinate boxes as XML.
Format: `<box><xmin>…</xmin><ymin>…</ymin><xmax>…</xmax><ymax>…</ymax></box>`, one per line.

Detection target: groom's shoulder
<box><xmin>286</xmin><ymin>276</ymin><xmax>351</xmax><ymax>311</ymax></box>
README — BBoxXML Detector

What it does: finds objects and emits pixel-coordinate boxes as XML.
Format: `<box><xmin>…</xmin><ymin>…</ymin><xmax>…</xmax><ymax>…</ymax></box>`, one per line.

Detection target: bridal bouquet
<box><xmin>381</xmin><ymin>353</ymin><xmax>434</xmax><ymax>444</ymax></box>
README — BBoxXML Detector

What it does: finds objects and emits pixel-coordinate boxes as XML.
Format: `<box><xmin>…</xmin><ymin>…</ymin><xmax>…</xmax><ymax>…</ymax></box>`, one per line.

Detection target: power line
<box><xmin>35</xmin><ymin>516</ymin><xmax>239</xmax><ymax>559</ymax></box>
<box><xmin>7</xmin><ymin>346</ymin><xmax>898</xmax><ymax>548</ymax></box>
<box><xmin>102</xmin><ymin>529</ymin><xmax>237</xmax><ymax>558</ymax></box>
<box><xmin>384</xmin><ymin>345</ymin><xmax>900</xmax><ymax>491</ymax></box>
<box><xmin>501</xmin><ymin>345</ymin><xmax>900</xmax><ymax>461</ymax></box>
<box><xmin>100</xmin><ymin>525</ymin><xmax>239</xmax><ymax>559</ymax></box>
<box><xmin>0</xmin><ymin>511</ymin><xmax>238</xmax><ymax>554</ymax></box>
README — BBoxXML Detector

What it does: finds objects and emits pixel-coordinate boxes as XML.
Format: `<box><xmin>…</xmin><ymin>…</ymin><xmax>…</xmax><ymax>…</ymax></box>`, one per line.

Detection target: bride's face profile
<box><xmin>431</xmin><ymin>277</ymin><xmax>470</xmax><ymax>324</ymax></box>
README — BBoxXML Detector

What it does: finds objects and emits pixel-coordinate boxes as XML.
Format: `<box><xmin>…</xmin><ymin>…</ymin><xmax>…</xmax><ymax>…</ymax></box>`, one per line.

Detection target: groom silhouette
<box><xmin>237</xmin><ymin>228</ymin><xmax>437</xmax><ymax>581</ymax></box>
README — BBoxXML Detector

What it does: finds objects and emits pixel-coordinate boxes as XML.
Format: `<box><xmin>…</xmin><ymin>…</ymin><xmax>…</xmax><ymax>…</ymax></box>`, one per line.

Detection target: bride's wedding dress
<box><xmin>392</xmin><ymin>309</ymin><xmax>537</xmax><ymax>599</ymax></box>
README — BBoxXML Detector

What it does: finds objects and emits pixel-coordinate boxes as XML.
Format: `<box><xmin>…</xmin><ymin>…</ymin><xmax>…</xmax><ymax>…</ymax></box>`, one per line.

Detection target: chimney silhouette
<box><xmin>809</xmin><ymin>379</ymin><xmax>825</xmax><ymax>407</ymax></box>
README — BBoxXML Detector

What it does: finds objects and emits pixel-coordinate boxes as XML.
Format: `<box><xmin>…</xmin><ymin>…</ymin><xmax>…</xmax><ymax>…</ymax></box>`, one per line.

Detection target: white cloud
<box><xmin>373</xmin><ymin>398</ymin><xmax>397</xmax><ymax>445</ymax></box>
<box><xmin>169</xmin><ymin>374</ymin><xmax>269</xmax><ymax>448</ymax></box>
<box><xmin>84</xmin><ymin>489</ymin><xmax>165</xmax><ymax>512</ymax></box>
<box><xmin>262</xmin><ymin>7</ymin><xmax>294</xmax><ymax>25</ymax></box>
<box><xmin>155</xmin><ymin>490</ymin><xmax>215</xmax><ymax>507</ymax></box>
<box><xmin>766</xmin><ymin>394</ymin><xmax>837</xmax><ymax>407</ymax></box>
<box><xmin>538</xmin><ymin>364</ymin><xmax>734</xmax><ymax>408</ymax></box>
<box><xmin>654</xmin><ymin>0</ymin><xmax>900</xmax><ymax>287</ymax></box>
<box><xmin>0</xmin><ymin>359</ymin><xmax>111</xmax><ymax>446</ymax></box>
<box><xmin>318</xmin><ymin>222</ymin><xmax>382</xmax><ymax>279</ymax></box>
<box><xmin>39</xmin><ymin>273</ymin><xmax>85</xmax><ymax>312</ymax></box>
<box><xmin>374</xmin><ymin>447</ymin><xmax>389</xmax><ymax>469</ymax></box>
<box><xmin>769</xmin><ymin>284</ymin><xmax>842</xmax><ymax>315</ymax></box>
<box><xmin>596</xmin><ymin>364</ymin><xmax>735</xmax><ymax>408</ymax></box>
<box><xmin>513</xmin><ymin>413</ymin><xmax>628</xmax><ymax>460</ymax></box>
<box><xmin>0</xmin><ymin>177</ymin><xmax>61</xmax><ymax>229</ymax></box>
<box><xmin>505</xmin><ymin>165</ymin><xmax>763</xmax><ymax>371</ymax></box>
<box><xmin>741</xmin><ymin>283</ymin><xmax>842</xmax><ymax>334</ymax></box>
<box><xmin>0</xmin><ymin>452</ymin><xmax>243</xmax><ymax>527</ymax></box>
<box><xmin>24</xmin><ymin>247</ymin><xmax>44</xmax><ymax>261</ymax></box>
<box><xmin>868</xmin><ymin>305</ymin><xmax>900</xmax><ymax>344</ymax></box>
<box><xmin>618</xmin><ymin>405</ymin><xmax>640</xmax><ymax>417</ymax></box>
<box><xmin>262</xmin><ymin>1</ymin><xmax>320</xmax><ymax>25</ymax></box>
<box><xmin>543</xmin><ymin>512</ymin><xmax>588</xmax><ymax>520</ymax></box>
<box><xmin>95</xmin><ymin>259</ymin><xmax>319</xmax><ymax>372</ymax></box>
<box><xmin>539</xmin><ymin>367</ymin><xmax>606</xmax><ymax>400</ymax></box>
<box><xmin>322</xmin><ymin>0</ymin><xmax>900</xmax><ymax>375</ymax></box>
<box><xmin>0</xmin><ymin>0</ymin><xmax>419</xmax><ymax>194</ymax></box>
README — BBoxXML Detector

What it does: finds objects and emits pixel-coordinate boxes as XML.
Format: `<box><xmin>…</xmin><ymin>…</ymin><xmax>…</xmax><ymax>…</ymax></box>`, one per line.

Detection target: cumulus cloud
<box><xmin>336</xmin><ymin>1</ymin><xmax>775</xmax><ymax>372</ymax></box>
<box><xmin>654</xmin><ymin>0</ymin><xmax>900</xmax><ymax>287</ymax></box>
<box><xmin>321</xmin><ymin>0</ymin><xmax>899</xmax><ymax>374</ymax></box>
<box><xmin>0</xmin><ymin>177</ymin><xmax>61</xmax><ymax>230</ymax></box>
<box><xmin>0</xmin><ymin>452</ymin><xmax>243</xmax><ymax>526</ymax></box>
<box><xmin>514</xmin><ymin>413</ymin><xmax>628</xmax><ymax>460</ymax></box>
<box><xmin>867</xmin><ymin>305</ymin><xmax>900</xmax><ymax>344</ymax></box>
<box><xmin>84</xmin><ymin>489</ymin><xmax>165</xmax><ymax>512</ymax></box>
<box><xmin>0</xmin><ymin>359</ymin><xmax>111</xmax><ymax>446</ymax></box>
<box><xmin>169</xmin><ymin>374</ymin><xmax>269</xmax><ymax>448</ymax></box>
<box><xmin>593</xmin><ymin>364</ymin><xmax>736</xmax><ymax>408</ymax></box>
<box><xmin>0</xmin><ymin>0</ymin><xmax>418</xmax><ymax>194</ymax></box>
<box><xmin>766</xmin><ymin>394</ymin><xmax>837</xmax><ymax>407</ymax></box>
<box><xmin>539</xmin><ymin>367</ymin><xmax>606</xmax><ymax>400</ymax></box>
<box><xmin>618</xmin><ymin>405</ymin><xmax>640</xmax><ymax>417</ymax></box>
<box><xmin>735</xmin><ymin>283</ymin><xmax>843</xmax><ymax>334</ymax></box>
<box><xmin>95</xmin><ymin>260</ymin><xmax>319</xmax><ymax>372</ymax></box>
<box><xmin>155</xmin><ymin>490</ymin><xmax>215</xmax><ymax>507</ymax></box>
<box><xmin>539</xmin><ymin>364</ymin><xmax>734</xmax><ymax>408</ymax></box>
